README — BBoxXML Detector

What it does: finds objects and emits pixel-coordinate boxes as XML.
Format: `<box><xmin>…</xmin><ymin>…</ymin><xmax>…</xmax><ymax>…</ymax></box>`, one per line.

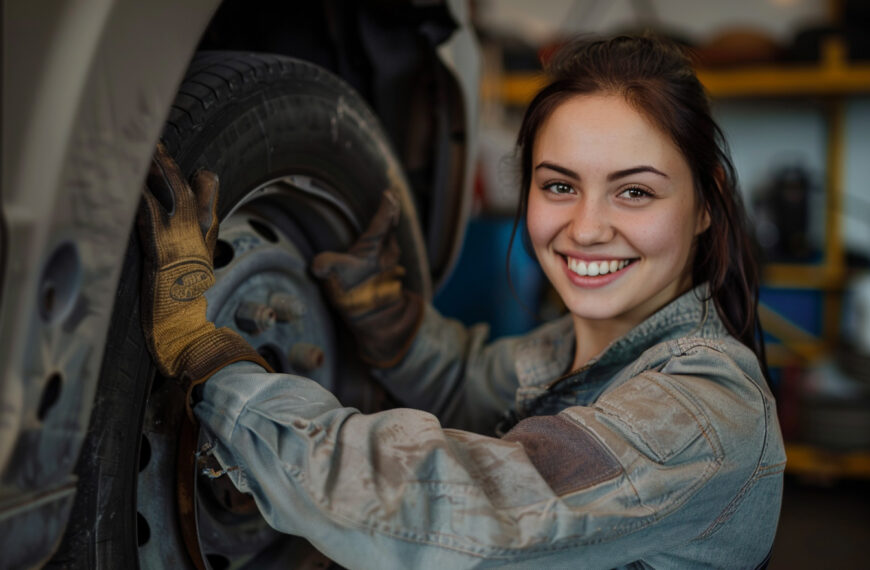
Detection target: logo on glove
<box><xmin>170</xmin><ymin>270</ymin><xmax>214</xmax><ymax>301</ymax></box>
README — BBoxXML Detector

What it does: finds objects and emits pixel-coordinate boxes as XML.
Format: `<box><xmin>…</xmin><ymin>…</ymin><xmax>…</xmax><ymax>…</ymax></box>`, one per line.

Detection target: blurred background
<box><xmin>433</xmin><ymin>0</ymin><xmax>870</xmax><ymax>567</ymax></box>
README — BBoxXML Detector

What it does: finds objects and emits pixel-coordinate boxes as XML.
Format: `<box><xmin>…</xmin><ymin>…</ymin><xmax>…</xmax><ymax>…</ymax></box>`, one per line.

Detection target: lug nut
<box><xmin>235</xmin><ymin>302</ymin><xmax>276</xmax><ymax>335</ymax></box>
<box><xmin>288</xmin><ymin>343</ymin><xmax>325</xmax><ymax>372</ymax></box>
<box><xmin>269</xmin><ymin>292</ymin><xmax>306</xmax><ymax>322</ymax></box>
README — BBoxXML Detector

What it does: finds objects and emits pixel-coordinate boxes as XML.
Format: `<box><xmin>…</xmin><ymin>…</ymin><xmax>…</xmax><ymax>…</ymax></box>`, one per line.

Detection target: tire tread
<box><xmin>162</xmin><ymin>52</ymin><xmax>373</xmax><ymax>155</ymax></box>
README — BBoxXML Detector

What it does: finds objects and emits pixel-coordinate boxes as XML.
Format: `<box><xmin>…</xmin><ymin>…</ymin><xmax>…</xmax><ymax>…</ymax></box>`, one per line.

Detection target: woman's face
<box><xmin>527</xmin><ymin>94</ymin><xmax>709</xmax><ymax>329</ymax></box>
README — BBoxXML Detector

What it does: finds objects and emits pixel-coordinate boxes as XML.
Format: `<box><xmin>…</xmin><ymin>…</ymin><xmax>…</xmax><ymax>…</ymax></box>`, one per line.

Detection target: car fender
<box><xmin>0</xmin><ymin>0</ymin><xmax>218</xmax><ymax>565</ymax></box>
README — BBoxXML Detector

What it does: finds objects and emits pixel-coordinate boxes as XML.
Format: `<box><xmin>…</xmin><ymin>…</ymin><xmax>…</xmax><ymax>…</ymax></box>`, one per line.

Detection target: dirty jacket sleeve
<box><xmin>195</xmin><ymin>342</ymin><xmax>769</xmax><ymax>569</ymax></box>
<box><xmin>370</xmin><ymin>303</ymin><xmax>527</xmax><ymax>434</ymax></box>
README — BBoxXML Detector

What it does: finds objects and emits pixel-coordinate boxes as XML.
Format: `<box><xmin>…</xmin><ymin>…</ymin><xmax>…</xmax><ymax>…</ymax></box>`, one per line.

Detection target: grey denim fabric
<box><xmin>197</xmin><ymin>284</ymin><xmax>786</xmax><ymax>569</ymax></box>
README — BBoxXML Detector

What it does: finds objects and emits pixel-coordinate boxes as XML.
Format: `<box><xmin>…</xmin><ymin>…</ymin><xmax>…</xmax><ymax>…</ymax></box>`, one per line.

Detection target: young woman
<box><xmin>138</xmin><ymin>35</ymin><xmax>785</xmax><ymax>569</ymax></box>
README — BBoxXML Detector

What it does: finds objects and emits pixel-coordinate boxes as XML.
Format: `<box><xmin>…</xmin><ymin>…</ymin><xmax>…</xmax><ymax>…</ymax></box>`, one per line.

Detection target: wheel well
<box><xmin>197</xmin><ymin>0</ymin><xmax>470</xmax><ymax>286</ymax></box>
<box><xmin>197</xmin><ymin>0</ymin><xmax>457</xmax><ymax>109</ymax></box>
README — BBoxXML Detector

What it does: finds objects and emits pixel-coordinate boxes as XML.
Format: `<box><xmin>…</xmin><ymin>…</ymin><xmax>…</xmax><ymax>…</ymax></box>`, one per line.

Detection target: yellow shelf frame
<box><xmin>486</xmin><ymin>40</ymin><xmax>870</xmax><ymax>104</ymax></box>
<box><xmin>697</xmin><ymin>40</ymin><xmax>870</xmax><ymax>98</ymax></box>
<box><xmin>697</xmin><ymin>64</ymin><xmax>870</xmax><ymax>98</ymax></box>
<box><xmin>786</xmin><ymin>443</ymin><xmax>870</xmax><ymax>481</ymax></box>
<box><xmin>485</xmin><ymin>61</ymin><xmax>870</xmax><ymax>106</ymax></box>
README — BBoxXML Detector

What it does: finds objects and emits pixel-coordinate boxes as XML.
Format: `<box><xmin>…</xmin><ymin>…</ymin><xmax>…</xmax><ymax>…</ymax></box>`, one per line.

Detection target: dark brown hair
<box><xmin>510</xmin><ymin>34</ymin><xmax>767</xmax><ymax>371</ymax></box>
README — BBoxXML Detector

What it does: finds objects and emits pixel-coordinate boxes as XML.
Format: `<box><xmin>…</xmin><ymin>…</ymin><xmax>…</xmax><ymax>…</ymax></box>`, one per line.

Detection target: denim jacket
<box><xmin>197</xmin><ymin>285</ymin><xmax>786</xmax><ymax>569</ymax></box>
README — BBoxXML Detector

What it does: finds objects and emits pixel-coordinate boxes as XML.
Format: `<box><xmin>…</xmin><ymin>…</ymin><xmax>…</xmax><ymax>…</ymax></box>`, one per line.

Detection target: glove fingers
<box><xmin>145</xmin><ymin>156</ymin><xmax>176</xmax><ymax>215</ymax></box>
<box><xmin>147</xmin><ymin>144</ymin><xmax>185</xmax><ymax>213</ymax></box>
<box><xmin>148</xmin><ymin>143</ymin><xmax>199</xmax><ymax>227</ymax></box>
<box><xmin>153</xmin><ymin>143</ymin><xmax>188</xmax><ymax>190</ymax></box>
<box><xmin>380</xmin><ymin>233</ymin><xmax>401</xmax><ymax>271</ymax></box>
<box><xmin>311</xmin><ymin>251</ymin><xmax>343</xmax><ymax>279</ymax></box>
<box><xmin>311</xmin><ymin>251</ymin><xmax>372</xmax><ymax>288</ymax></box>
<box><xmin>330</xmin><ymin>272</ymin><xmax>403</xmax><ymax>316</ymax></box>
<box><xmin>139</xmin><ymin>184</ymin><xmax>166</xmax><ymax>221</ymax></box>
<box><xmin>137</xmin><ymin>190</ymin><xmax>166</xmax><ymax>260</ymax></box>
<box><xmin>191</xmin><ymin>169</ymin><xmax>220</xmax><ymax>255</ymax></box>
<box><xmin>369</xmin><ymin>190</ymin><xmax>401</xmax><ymax>235</ymax></box>
<box><xmin>349</xmin><ymin>190</ymin><xmax>400</xmax><ymax>256</ymax></box>
<box><xmin>385</xmin><ymin>264</ymin><xmax>406</xmax><ymax>280</ymax></box>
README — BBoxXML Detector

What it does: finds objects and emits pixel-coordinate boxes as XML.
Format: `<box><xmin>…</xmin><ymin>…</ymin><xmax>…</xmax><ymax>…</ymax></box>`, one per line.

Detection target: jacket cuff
<box><xmin>178</xmin><ymin>326</ymin><xmax>273</xmax><ymax>420</ymax></box>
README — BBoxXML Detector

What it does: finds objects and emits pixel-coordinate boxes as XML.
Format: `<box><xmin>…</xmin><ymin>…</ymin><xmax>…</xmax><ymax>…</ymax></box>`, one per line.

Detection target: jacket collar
<box><xmin>515</xmin><ymin>284</ymin><xmax>725</xmax><ymax>388</ymax></box>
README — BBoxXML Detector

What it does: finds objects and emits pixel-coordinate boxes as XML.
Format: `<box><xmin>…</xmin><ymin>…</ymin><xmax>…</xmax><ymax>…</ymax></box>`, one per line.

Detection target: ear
<box><xmin>695</xmin><ymin>165</ymin><xmax>724</xmax><ymax>236</ymax></box>
<box><xmin>695</xmin><ymin>204</ymin><xmax>711</xmax><ymax>236</ymax></box>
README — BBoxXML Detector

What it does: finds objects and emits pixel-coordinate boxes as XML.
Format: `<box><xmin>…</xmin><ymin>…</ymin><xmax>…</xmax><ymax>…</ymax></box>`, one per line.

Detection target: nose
<box><xmin>567</xmin><ymin>195</ymin><xmax>614</xmax><ymax>245</ymax></box>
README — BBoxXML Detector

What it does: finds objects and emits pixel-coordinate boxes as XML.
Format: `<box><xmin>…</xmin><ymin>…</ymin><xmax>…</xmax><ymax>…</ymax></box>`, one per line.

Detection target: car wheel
<box><xmin>49</xmin><ymin>52</ymin><xmax>429</xmax><ymax>569</ymax></box>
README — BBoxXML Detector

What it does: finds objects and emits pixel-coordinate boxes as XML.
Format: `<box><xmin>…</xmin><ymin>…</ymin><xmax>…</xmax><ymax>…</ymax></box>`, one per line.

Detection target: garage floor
<box><xmin>770</xmin><ymin>476</ymin><xmax>870</xmax><ymax>568</ymax></box>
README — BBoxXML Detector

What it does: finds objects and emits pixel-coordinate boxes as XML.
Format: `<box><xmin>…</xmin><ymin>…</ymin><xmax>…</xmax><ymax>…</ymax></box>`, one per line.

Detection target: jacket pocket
<box><xmin>594</xmin><ymin>372</ymin><xmax>723</xmax><ymax>464</ymax></box>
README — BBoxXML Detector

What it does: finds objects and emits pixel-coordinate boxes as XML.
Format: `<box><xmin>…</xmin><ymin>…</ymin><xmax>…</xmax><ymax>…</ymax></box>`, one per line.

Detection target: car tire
<box><xmin>49</xmin><ymin>52</ymin><xmax>428</xmax><ymax>569</ymax></box>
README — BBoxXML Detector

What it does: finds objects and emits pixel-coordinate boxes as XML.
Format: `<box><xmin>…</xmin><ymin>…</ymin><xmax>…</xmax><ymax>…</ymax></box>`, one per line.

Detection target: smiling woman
<box><xmin>136</xmin><ymin>35</ymin><xmax>785</xmax><ymax>569</ymax></box>
<box><xmin>527</xmin><ymin>94</ymin><xmax>711</xmax><ymax>366</ymax></box>
<box><xmin>514</xmin><ymin>36</ymin><xmax>767</xmax><ymax>369</ymax></box>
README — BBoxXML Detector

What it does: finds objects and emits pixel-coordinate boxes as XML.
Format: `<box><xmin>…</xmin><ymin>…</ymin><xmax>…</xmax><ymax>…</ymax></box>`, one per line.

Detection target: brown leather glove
<box><xmin>311</xmin><ymin>191</ymin><xmax>423</xmax><ymax>368</ymax></box>
<box><xmin>138</xmin><ymin>143</ymin><xmax>270</xmax><ymax>413</ymax></box>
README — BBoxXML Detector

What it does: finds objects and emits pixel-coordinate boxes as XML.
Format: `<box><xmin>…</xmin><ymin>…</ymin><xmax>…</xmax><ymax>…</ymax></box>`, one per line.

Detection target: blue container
<box><xmin>434</xmin><ymin>217</ymin><xmax>545</xmax><ymax>339</ymax></box>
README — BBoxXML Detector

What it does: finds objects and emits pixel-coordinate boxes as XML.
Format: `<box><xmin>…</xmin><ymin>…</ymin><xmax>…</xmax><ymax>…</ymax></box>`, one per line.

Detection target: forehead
<box><xmin>533</xmin><ymin>94</ymin><xmax>688</xmax><ymax>174</ymax></box>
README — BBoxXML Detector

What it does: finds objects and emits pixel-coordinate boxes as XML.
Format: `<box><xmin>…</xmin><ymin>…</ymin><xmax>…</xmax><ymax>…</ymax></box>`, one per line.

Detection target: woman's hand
<box><xmin>311</xmin><ymin>191</ymin><xmax>423</xmax><ymax>368</ymax></box>
<box><xmin>137</xmin><ymin>143</ymin><xmax>269</xmax><ymax>416</ymax></box>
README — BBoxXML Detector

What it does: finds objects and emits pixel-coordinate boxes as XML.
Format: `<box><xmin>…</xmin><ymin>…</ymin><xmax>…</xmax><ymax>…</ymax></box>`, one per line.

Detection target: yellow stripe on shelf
<box><xmin>786</xmin><ymin>443</ymin><xmax>870</xmax><ymax>480</ymax></box>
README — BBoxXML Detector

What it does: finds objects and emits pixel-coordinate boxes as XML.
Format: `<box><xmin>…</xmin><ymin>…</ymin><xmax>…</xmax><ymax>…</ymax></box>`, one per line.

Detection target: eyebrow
<box><xmin>534</xmin><ymin>162</ymin><xmax>669</xmax><ymax>181</ymax></box>
<box><xmin>607</xmin><ymin>166</ymin><xmax>669</xmax><ymax>181</ymax></box>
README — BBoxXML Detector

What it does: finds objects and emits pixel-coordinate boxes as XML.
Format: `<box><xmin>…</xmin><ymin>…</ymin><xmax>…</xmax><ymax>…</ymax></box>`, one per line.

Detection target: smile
<box><xmin>565</xmin><ymin>257</ymin><xmax>636</xmax><ymax>277</ymax></box>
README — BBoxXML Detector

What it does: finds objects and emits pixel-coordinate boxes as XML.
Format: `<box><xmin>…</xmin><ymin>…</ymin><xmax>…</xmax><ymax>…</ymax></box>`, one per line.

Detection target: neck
<box><xmin>570</xmin><ymin>315</ymin><xmax>636</xmax><ymax>371</ymax></box>
<box><xmin>568</xmin><ymin>278</ymin><xmax>694</xmax><ymax>370</ymax></box>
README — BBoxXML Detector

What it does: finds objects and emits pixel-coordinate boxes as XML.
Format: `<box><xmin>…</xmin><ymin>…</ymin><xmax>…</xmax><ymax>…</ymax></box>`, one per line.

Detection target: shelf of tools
<box><xmin>483</xmin><ymin>37</ymin><xmax>870</xmax><ymax>481</ymax></box>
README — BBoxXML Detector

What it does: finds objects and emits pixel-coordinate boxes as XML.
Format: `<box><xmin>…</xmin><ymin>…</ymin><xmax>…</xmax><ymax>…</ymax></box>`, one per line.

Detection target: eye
<box><xmin>542</xmin><ymin>181</ymin><xmax>574</xmax><ymax>195</ymax></box>
<box><xmin>618</xmin><ymin>186</ymin><xmax>654</xmax><ymax>202</ymax></box>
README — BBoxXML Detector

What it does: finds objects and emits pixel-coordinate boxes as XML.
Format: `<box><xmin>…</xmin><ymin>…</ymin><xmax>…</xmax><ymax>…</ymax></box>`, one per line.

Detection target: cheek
<box><xmin>625</xmin><ymin>209</ymin><xmax>696</xmax><ymax>260</ymax></box>
<box><xmin>525</xmin><ymin>193</ymin><xmax>553</xmax><ymax>249</ymax></box>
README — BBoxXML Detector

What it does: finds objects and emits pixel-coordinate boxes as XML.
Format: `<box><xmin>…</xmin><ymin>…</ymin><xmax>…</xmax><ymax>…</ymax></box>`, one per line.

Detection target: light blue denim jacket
<box><xmin>197</xmin><ymin>285</ymin><xmax>786</xmax><ymax>569</ymax></box>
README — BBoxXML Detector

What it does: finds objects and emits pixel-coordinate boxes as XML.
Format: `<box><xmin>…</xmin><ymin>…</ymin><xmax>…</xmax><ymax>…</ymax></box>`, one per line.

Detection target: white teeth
<box><xmin>588</xmin><ymin>262</ymin><xmax>600</xmax><ymax>276</ymax></box>
<box><xmin>566</xmin><ymin>257</ymin><xmax>632</xmax><ymax>277</ymax></box>
<box><xmin>567</xmin><ymin>258</ymin><xmax>588</xmax><ymax>276</ymax></box>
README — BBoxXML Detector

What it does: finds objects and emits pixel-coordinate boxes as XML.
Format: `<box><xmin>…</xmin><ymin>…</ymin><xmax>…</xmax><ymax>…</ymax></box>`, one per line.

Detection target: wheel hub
<box><xmin>137</xmin><ymin>189</ymin><xmax>345</xmax><ymax>569</ymax></box>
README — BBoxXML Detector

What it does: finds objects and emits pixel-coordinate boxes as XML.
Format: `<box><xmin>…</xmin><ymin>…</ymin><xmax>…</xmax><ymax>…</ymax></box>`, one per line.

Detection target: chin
<box><xmin>563</xmin><ymin>297</ymin><xmax>628</xmax><ymax>321</ymax></box>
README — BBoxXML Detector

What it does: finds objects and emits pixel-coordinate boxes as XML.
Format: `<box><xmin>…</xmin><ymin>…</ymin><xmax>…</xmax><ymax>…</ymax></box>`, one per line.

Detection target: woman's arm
<box><xmin>195</xmin><ymin>344</ymin><xmax>773</xmax><ymax>570</ymax></box>
<box><xmin>370</xmin><ymin>303</ymin><xmax>522</xmax><ymax>433</ymax></box>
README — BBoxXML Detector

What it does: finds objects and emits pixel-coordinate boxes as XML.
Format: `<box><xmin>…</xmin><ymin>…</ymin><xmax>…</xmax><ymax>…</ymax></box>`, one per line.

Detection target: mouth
<box><xmin>562</xmin><ymin>255</ymin><xmax>638</xmax><ymax>277</ymax></box>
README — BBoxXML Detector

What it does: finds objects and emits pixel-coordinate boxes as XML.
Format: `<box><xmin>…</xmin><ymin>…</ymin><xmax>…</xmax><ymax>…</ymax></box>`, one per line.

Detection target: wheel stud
<box><xmin>288</xmin><ymin>343</ymin><xmax>325</xmax><ymax>372</ymax></box>
<box><xmin>269</xmin><ymin>292</ymin><xmax>305</xmax><ymax>322</ymax></box>
<box><xmin>235</xmin><ymin>302</ymin><xmax>276</xmax><ymax>335</ymax></box>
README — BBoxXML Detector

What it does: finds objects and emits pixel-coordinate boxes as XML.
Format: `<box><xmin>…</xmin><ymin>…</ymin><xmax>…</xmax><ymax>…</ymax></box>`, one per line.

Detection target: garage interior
<box><xmin>432</xmin><ymin>1</ymin><xmax>870</xmax><ymax>568</ymax></box>
<box><xmin>4</xmin><ymin>0</ymin><xmax>869</xmax><ymax>567</ymax></box>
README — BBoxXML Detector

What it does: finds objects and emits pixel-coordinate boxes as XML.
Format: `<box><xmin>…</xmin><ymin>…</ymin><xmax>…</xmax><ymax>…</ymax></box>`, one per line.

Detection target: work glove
<box><xmin>138</xmin><ymin>143</ymin><xmax>270</xmax><ymax>416</ymax></box>
<box><xmin>311</xmin><ymin>191</ymin><xmax>424</xmax><ymax>368</ymax></box>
